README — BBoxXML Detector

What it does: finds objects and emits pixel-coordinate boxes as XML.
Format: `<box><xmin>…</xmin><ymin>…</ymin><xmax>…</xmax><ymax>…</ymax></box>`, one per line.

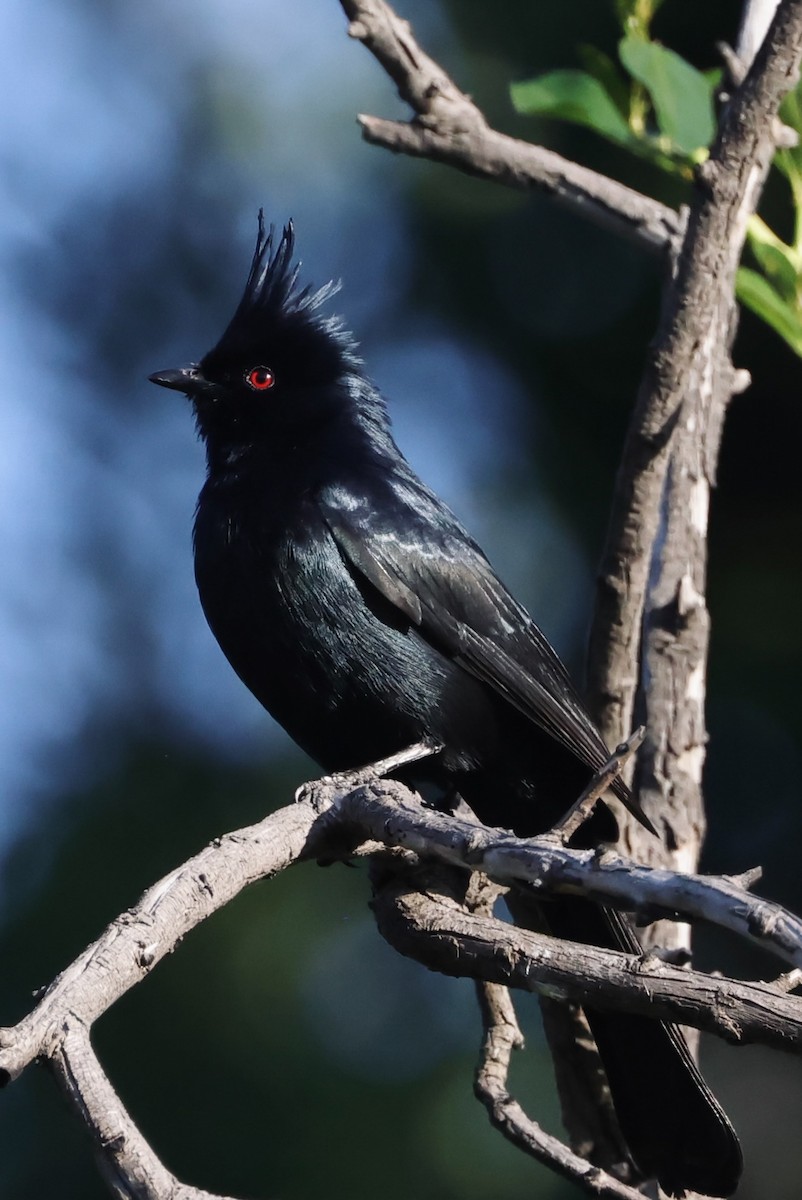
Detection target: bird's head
<box><xmin>149</xmin><ymin>214</ymin><xmax>362</xmax><ymax>447</ymax></box>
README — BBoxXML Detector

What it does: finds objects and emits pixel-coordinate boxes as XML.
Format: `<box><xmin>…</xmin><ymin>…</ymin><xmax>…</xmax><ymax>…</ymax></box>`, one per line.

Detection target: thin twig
<box><xmin>474</xmin><ymin>983</ymin><xmax>640</xmax><ymax>1199</ymax></box>
<box><xmin>295</xmin><ymin>736</ymin><xmax>441</xmax><ymax>807</ymax></box>
<box><xmin>464</xmin><ymin>847</ymin><xmax>628</xmax><ymax>1176</ymax></box>
<box><xmin>772</xmin><ymin>969</ymin><xmax>802</xmax><ymax>994</ymax></box>
<box><xmin>50</xmin><ymin>1022</ymin><xmax>234</xmax><ymax>1200</ymax></box>
<box><xmin>338</xmin><ymin>0</ymin><xmax>680</xmax><ymax>254</ymax></box>
<box><xmin>728</xmin><ymin>865</ymin><xmax>764</xmax><ymax>889</ymax></box>
<box><xmin>537</xmin><ymin>997</ymin><xmax>630</xmax><ymax>1177</ymax></box>
<box><xmin>551</xmin><ymin>727</ymin><xmax>646</xmax><ymax>844</ymax></box>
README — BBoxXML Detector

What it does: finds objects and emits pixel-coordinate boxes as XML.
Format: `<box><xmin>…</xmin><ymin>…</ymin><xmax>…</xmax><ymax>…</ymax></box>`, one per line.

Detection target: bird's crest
<box><xmin>211</xmin><ymin>211</ymin><xmax>346</xmax><ymax>352</ymax></box>
<box><xmin>245</xmin><ymin>212</ymin><xmax>339</xmax><ymax>316</ymax></box>
<box><xmin>194</xmin><ymin>212</ymin><xmax>379</xmax><ymax>436</ymax></box>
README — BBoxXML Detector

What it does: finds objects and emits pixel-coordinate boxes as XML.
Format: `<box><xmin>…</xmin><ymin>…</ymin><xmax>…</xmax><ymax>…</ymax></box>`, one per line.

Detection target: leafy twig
<box><xmin>338</xmin><ymin>0</ymin><xmax>681</xmax><ymax>253</ymax></box>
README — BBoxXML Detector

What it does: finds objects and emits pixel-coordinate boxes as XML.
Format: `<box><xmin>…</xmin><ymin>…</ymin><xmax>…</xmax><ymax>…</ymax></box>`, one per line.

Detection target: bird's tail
<box><xmin>507</xmin><ymin>891</ymin><xmax>743</xmax><ymax>1197</ymax></box>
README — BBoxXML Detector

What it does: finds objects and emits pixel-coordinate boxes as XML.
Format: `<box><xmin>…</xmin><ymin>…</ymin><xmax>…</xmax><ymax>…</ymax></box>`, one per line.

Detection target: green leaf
<box><xmin>737</xmin><ymin>267</ymin><xmax>802</xmax><ymax>356</ymax></box>
<box><xmin>577</xmin><ymin>44</ymin><xmax>630</xmax><ymax>117</ymax></box>
<box><xmin>775</xmin><ymin>88</ymin><xmax>802</xmax><ymax>203</ymax></box>
<box><xmin>511</xmin><ymin>70</ymin><xmax>635</xmax><ymax>147</ymax></box>
<box><xmin>618</xmin><ymin>36</ymin><xmax>716</xmax><ymax>153</ymax></box>
<box><xmin>774</xmin><ymin>149</ymin><xmax>794</xmax><ymax>182</ymax></box>
<box><xmin>746</xmin><ymin>216</ymin><xmax>800</xmax><ymax>299</ymax></box>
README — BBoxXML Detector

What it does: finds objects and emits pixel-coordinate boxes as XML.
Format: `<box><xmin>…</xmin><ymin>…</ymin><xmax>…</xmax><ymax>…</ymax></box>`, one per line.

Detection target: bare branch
<box><xmin>0</xmin><ymin>801</ymin><xmax>320</xmax><ymax>1085</ymax></box>
<box><xmin>468</xmin><ymin>873</ymin><xmax>631</xmax><ymax>1185</ymax></box>
<box><xmin>594</xmin><ymin>0</ymin><xmax>802</xmax><ymax>984</ymax></box>
<box><xmin>729</xmin><ymin>865</ymin><xmax>764</xmax><ymax>889</ymax></box>
<box><xmin>0</xmin><ymin>771</ymin><xmax>797</xmax><ymax>1072</ymax></box>
<box><xmin>372</xmin><ymin>868</ymin><xmax>802</xmax><ymax>1051</ymax></box>
<box><xmin>551</xmin><ymin>727</ymin><xmax>645</xmax><ymax>844</ymax></box>
<box><xmin>50</xmin><ymin>1022</ymin><xmax>234</xmax><ymax>1200</ymax></box>
<box><xmin>587</xmin><ymin>0</ymin><xmax>802</xmax><ymax>762</ymax></box>
<box><xmin>772</xmin><ymin>968</ymin><xmax>802</xmax><ymax>993</ymax></box>
<box><xmin>339</xmin><ymin>0</ymin><xmax>680</xmax><ymax>253</ymax></box>
<box><xmin>295</xmin><ymin>737</ymin><xmax>439</xmax><ymax>808</ymax></box>
<box><xmin>537</xmin><ymin>998</ymin><xmax>629</xmax><ymax>1173</ymax></box>
<box><xmin>341</xmin><ymin>781</ymin><xmax>802</xmax><ymax>966</ymax></box>
<box><xmin>474</xmin><ymin>983</ymin><xmax>640</xmax><ymax>1199</ymax></box>
<box><xmin>3</xmin><ymin>765</ymin><xmax>802</xmax><ymax>1196</ymax></box>
<box><xmin>738</xmin><ymin>0</ymin><xmax>781</xmax><ymax>67</ymax></box>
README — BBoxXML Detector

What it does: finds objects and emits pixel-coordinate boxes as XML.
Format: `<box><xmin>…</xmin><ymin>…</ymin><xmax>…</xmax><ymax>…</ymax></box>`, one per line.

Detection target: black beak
<box><xmin>148</xmin><ymin>365</ymin><xmax>209</xmax><ymax>396</ymax></box>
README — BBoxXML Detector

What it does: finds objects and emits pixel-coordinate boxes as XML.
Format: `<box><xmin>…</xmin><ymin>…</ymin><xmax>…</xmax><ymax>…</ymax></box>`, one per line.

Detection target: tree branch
<box><xmin>50</xmin><ymin>1022</ymin><xmax>236</xmax><ymax>1200</ymax></box>
<box><xmin>474</xmin><ymin>982</ymin><xmax>640</xmax><ymax>1199</ymax></box>
<box><xmin>3</xmin><ymin>764</ymin><xmax>802</xmax><ymax>1197</ymax></box>
<box><xmin>551</xmin><ymin>726</ymin><xmax>645</xmax><ymax>844</ymax></box>
<box><xmin>587</xmin><ymin>0</ymin><xmax>802</xmax><ymax>764</ymax></box>
<box><xmin>338</xmin><ymin>0</ymin><xmax>680</xmax><ymax>253</ymax></box>
<box><xmin>0</xmin><ymin>800</ymin><xmax>319</xmax><ymax>1086</ymax></box>
<box><xmin>3</xmin><ymin>772</ymin><xmax>801</xmax><ymax>1085</ymax></box>
<box><xmin>371</xmin><ymin>865</ymin><xmax>802</xmax><ymax>1050</ymax></box>
<box><xmin>469</xmin><ymin>874</ymin><xmax>632</xmax><ymax>1186</ymax></box>
<box><xmin>339</xmin><ymin>779</ymin><xmax>802</xmax><ymax>965</ymax></box>
<box><xmin>589</xmin><ymin>0</ymin><xmax>802</xmax><ymax>977</ymax></box>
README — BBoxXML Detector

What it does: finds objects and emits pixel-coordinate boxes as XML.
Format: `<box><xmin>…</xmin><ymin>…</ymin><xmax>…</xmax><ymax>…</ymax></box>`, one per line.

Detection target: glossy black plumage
<box><xmin>150</xmin><ymin>215</ymin><xmax>741</xmax><ymax>1196</ymax></box>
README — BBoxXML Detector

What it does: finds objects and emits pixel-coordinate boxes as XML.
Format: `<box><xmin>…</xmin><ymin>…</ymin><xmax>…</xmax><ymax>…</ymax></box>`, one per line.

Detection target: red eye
<box><xmin>246</xmin><ymin>366</ymin><xmax>275</xmax><ymax>391</ymax></box>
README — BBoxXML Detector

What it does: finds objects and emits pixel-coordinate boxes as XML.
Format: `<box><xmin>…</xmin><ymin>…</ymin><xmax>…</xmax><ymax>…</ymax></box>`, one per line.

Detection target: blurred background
<box><xmin>2</xmin><ymin>0</ymin><xmax>801</xmax><ymax>1196</ymax></box>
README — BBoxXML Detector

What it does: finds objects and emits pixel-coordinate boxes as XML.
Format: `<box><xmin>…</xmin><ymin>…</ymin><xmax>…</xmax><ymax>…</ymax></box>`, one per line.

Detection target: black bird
<box><xmin>150</xmin><ymin>216</ymin><xmax>741</xmax><ymax>1196</ymax></box>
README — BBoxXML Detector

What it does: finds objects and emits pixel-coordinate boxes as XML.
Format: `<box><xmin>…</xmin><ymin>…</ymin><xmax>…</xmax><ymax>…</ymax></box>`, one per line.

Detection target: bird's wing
<box><xmin>318</xmin><ymin>478</ymin><xmax>640</xmax><ymax>816</ymax></box>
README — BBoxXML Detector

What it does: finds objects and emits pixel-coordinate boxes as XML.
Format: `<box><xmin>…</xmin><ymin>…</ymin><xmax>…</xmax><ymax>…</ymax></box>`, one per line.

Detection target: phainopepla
<box><xmin>150</xmin><ymin>215</ymin><xmax>741</xmax><ymax>1197</ymax></box>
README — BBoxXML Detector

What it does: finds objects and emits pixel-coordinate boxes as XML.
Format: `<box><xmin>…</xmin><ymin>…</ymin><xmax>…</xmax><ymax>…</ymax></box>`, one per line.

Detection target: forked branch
<box><xmin>3</xmin><ymin>761</ymin><xmax>802</xmax><ymax>1198</ymax></box>
<box><xmin>338</xmin><ymin>0</ymin><xmax>681</xmax><ymax>252</ymax></box>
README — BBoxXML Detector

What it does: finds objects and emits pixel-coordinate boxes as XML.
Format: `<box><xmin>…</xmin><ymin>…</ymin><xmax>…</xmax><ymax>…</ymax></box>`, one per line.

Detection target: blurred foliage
<box><xmin>511</xmin><ymin>0</ymin><xmax>802</xmax><ymax>359</ymax></box>
<box><xmin>511</xmin><ymin>0</ymin><xmax>716</xmax><ymax>175</ymax></box>
<box><xmin>4</xmin><ymin>0</ymin><xmax>802</xmax><ymax>1198</ymax></box>
<box><xmin>738</xmin><ymin>85</ymin><xmax>802</xmax><ymax>356</ymax></box>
